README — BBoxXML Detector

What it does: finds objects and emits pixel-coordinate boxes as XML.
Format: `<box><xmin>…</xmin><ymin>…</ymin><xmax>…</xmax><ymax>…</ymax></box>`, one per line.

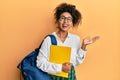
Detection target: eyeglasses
<box><xmin>59</xmin><ymin>16</ymin><xmax>72</xmax><ymax>23</ymax></box>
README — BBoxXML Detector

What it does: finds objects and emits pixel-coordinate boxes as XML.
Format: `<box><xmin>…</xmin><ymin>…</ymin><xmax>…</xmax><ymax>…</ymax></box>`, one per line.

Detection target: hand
<box><xmin>81</xmin><ymin>36</ymin><xmax>100</xmax><ymax>50</ymax></box>
<box><xmin>83</xmin><ymin>36</ymin><xmax>100</xmax><ymax>45</ymax></box>
<box><xmin>62</xmin><ymin>62</ymin><xmax>72</xmax><ymax>73</ymax></box>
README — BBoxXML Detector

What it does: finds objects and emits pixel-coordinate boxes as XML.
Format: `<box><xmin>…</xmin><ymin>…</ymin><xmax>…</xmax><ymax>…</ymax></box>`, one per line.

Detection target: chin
<box><xmin>62</xmin><ymin>29</ymin><xmax>68</xmax><ymax>32</ymax></box>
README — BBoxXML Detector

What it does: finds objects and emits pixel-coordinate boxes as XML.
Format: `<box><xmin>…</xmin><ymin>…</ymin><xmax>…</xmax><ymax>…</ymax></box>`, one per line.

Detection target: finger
<box><xmin>64</xmin><ymin>62</ymin><xmax>70</xmax><ymax>65</ymax></box>
<box><xmin>94</xmin><ymin>36</ymin><xmax>100</xmax><ymax>40</ymax></box>
<box><xmin>67</xmin><ymin>63</ymin><xmax>72</xmax><ymax>66</ymax></box>
<box><xmin>69</xmin><ymin>63</ymin><xmax>73</xmax><ymax>66</ymax></box>
<box><xmin>92</xmin><ymin>36</ymin><xmax>100</xmax><ymax>42</ymax></box>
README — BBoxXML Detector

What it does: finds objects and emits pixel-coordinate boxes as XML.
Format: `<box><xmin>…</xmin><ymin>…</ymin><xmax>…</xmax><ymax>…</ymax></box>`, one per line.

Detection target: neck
<box><xmin>57</xmin><ymin>30</ymin><xmax>68</xmax><ymax>38</ymax></box>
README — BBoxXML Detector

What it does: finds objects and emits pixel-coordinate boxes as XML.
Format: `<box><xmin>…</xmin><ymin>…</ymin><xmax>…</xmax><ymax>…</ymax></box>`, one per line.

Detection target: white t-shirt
<box><xmin>36</xmin><ymin>32</ymin><xmax>86</xmax><ymax>74</ymax></box>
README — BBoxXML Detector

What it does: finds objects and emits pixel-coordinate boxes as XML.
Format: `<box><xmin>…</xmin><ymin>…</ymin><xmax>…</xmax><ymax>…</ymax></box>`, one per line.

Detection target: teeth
<box><xmin>63</xmin><ymin>24</ymin><xmax>68</xmax><ymax>27</ymax></box>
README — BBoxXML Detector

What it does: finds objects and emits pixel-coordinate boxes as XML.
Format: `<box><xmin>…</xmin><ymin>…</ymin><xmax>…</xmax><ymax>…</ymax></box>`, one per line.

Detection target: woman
<box><xmin>36</xmin><ymin>3</ymin><xmax>99</xmax><ymax>80</ymax></box>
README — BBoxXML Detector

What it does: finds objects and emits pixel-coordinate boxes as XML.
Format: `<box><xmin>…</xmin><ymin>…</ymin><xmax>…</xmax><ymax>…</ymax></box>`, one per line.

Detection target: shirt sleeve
<box><xmin>74</xmin><ymin>36</ymin><xmax>87</xmax><ymax>66</ymax></box>
<box><xmin>36</xmin><ymin>36</ymin><xmax>62</xmax><ymax>74</ymax></box>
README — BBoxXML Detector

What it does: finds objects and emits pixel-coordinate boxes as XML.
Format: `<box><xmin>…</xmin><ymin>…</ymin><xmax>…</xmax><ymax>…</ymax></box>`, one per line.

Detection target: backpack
<box><xmin>17</xmin><ymin>35</ymin><xmax>57</xmax><ymax>80</ymax></box>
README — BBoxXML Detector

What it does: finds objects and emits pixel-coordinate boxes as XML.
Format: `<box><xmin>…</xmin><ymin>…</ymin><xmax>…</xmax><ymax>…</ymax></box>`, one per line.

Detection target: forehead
<box><xmin>60</xmin><ymin>12</ymin><xmax>72</xmax><ymax>17</ymax></box>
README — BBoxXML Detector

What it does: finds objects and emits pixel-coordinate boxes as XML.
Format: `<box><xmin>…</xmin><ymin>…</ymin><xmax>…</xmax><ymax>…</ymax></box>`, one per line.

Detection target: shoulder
<box><xmin>42</xmin><ymin>35</ymin><xmax>52</xmax><ymax>44</ymax></box>
<box><xmin>43</xmin><ymin>33</ymin><xmax>56</xmax><ymax>44</ymax></box>
<box><xmin>68</xmin><ymin>33</ymin><xmax>80</xmax><ymax>40</ymax></box>
<box><xmin>68</xmin><ymin>33</ymin><xmax>81</xmax><ymax>47</ymax></box>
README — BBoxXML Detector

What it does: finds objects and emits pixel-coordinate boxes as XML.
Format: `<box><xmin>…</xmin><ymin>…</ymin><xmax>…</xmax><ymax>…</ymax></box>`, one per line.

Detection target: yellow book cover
<box><xmin>49</xmin><ymin>45</ymin><xmax>71</xmax><ymax>78</ymax></box>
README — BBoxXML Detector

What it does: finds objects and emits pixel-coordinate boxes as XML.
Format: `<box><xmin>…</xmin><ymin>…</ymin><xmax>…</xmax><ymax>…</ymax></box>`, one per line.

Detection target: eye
<box><xmin>67</xmin><ymin>18</ymin><xmax>72</xmax><ymax>21</ymax></box>
<box><xmin>59</xmin><ymin>16</ymin><xmax>72</xmax><ymax>22</ymax></box>
<box><xmin>60</xmin><ymin>16</ymin><xmax>65</xmax><ymax>19</ymax></box>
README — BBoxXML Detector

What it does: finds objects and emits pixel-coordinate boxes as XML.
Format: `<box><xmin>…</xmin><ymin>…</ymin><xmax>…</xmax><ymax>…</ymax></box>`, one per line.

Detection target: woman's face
<box><xmin>57</xmin><ymin>12</ymin><xmax>73</xmax><ymax>32</ymax></box>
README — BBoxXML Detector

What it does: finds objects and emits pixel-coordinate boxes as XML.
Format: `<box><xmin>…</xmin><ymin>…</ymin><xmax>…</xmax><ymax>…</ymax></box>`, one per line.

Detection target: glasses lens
<box><xmin>60</xmin><ymin>16</ymin><xmax>72</xmax><ymax>22</ymax></box>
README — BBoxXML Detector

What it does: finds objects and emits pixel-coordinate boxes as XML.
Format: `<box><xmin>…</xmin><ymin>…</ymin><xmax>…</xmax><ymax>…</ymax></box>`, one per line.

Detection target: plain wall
<box><xmin>0</xmin><ymin>0</ymin><xmax>120</xmax><ymax>80</ymax></box>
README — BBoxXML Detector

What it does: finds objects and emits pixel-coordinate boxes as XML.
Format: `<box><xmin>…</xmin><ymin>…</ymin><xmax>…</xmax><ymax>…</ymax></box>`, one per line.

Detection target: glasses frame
<box><xmin>59</xmin><ymin>16</ymin><xmax>73</xmax><ymax>23</ymax></box>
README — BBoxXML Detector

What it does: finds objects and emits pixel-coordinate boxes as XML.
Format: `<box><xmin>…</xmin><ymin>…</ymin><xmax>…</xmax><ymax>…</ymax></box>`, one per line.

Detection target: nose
<box><xmin>64</xmin><ymin>18</ymin><xmax>68</xmax><ymax>23</ymax></box>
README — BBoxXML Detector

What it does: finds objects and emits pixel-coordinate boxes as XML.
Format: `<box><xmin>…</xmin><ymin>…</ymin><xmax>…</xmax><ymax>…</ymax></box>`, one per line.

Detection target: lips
<box><xmin>62</xmin><ymin>24</ymin><xmax>68</xmax><ymax>28</ymax></box>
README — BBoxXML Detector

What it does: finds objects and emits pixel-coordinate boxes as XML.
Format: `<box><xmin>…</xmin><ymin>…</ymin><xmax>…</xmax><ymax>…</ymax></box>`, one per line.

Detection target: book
<box><xmin>49</xmin><ymin>45</ymin><xmax>71</xmax><ymax>78</ymax></box>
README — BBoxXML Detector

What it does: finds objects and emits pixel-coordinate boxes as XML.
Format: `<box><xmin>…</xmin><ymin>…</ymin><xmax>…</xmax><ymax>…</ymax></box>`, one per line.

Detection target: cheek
<box><xmin>69</xmin><ymin>23</ymin><xmax>73</xmax><ymax>27</ymax></box>
<box><xmin>57</xmin><ymin>21</ymin><xmax>62</xmax><ymax>26</ymax></box>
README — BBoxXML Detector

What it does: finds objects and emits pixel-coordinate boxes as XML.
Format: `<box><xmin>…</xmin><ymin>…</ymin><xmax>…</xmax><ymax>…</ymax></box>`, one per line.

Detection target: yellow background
<box><xmin>0</xmin><ymin>0</ymin><xmax>120</xmax><ymax>80</ymax></box>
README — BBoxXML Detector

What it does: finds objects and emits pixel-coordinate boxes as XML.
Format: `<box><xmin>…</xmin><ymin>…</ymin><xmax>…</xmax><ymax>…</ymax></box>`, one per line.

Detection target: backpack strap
<box><xmin>36</xmin><ymin>34</ymin><xmax>57</xmax><ymax>51</ymax></box>
<box><xmin>49</xmin><ymin>35</ymin><xmax>57</xmax><ymax>45</ymax></box>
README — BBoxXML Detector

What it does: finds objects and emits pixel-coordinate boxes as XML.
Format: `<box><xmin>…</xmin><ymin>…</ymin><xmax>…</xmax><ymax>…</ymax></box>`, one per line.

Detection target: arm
<box><xmin>73</xmin><ymin>36</ymin><xmax>87</xmax><ymax>66</ymax></box>
<box><xmin>74</xmin><ymin>36</ymin><xmax>100</xmax><ymax>66</ymax></box>
<box><xmin>36</xmin><ymin>37</ymin><xmax>62</xmax><ymax>74</ymax></box>
<box><xmin>81</xmin><ymin>36</ymin><xmax>100</xmax><ymax>50</ymax></box>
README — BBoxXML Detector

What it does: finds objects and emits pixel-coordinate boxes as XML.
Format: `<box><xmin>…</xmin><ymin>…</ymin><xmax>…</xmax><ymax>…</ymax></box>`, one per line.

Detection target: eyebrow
<box><xmin>60</xmin><ymin>16</ymin><xmax>72</xmax><ymax>18</ymax></box>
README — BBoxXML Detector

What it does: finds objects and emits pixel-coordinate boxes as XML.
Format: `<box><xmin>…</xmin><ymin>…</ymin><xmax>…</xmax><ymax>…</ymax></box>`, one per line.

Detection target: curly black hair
<box><xmin>54</xmin><ymin>3</ymin><xmax>82</xmax><ymax>27</ymax></box>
